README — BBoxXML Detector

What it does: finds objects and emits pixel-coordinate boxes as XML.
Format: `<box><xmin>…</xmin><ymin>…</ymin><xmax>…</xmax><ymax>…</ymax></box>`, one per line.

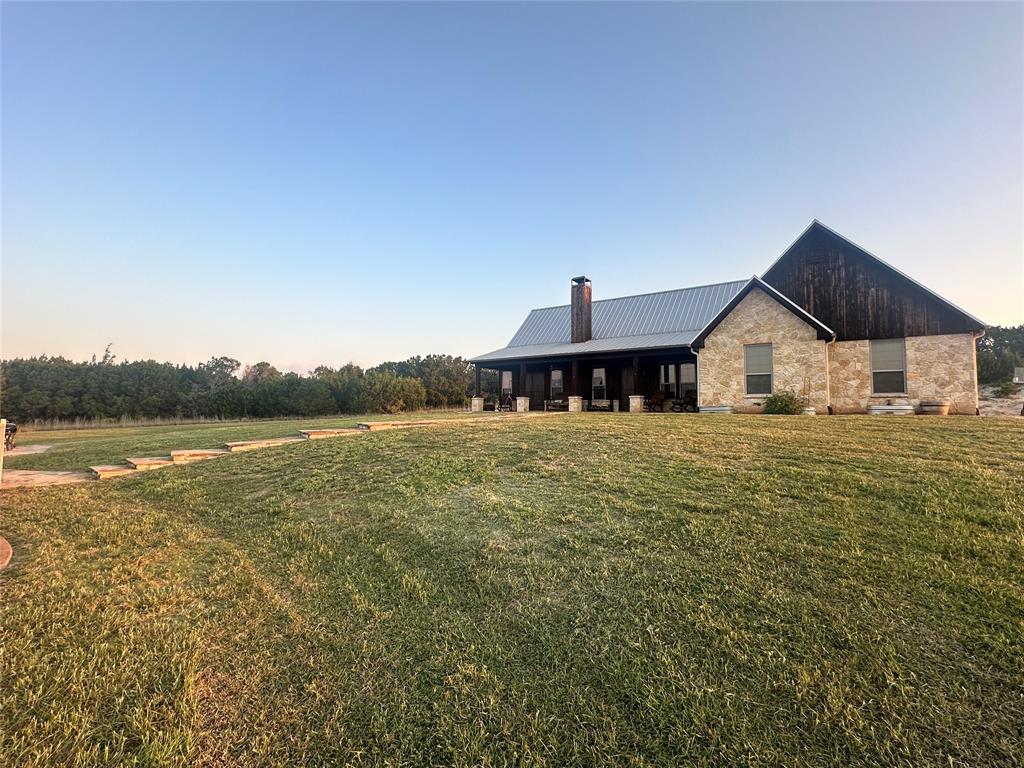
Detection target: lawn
<box><xmin>1</xmin><ymin>415</ymin><xmax>1022</xmax><ymax>767</ymax></box>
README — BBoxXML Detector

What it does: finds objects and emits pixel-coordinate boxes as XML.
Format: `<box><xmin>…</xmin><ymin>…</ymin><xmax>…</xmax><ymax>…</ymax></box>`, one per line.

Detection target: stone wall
<box><xmin>829</xmin><ymin>333</ymin><xmax>979</xmax><ymax>414</ymax></box>
<box><xmin>697</xmin><ymin>288</ymin><xmax>830</xmax><ymax>413</ymax></box>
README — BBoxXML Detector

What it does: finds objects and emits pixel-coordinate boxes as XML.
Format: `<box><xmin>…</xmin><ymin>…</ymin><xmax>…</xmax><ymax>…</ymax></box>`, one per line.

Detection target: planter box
<box><xmin>699</xmin><ymin>405</ymin><xmax>734</xmax><ymax>414</ymax></box>
<box><xmin>918</xmin><ymin>400</ymin><xmax>950</xmax><ymax>416</ymax></box>
<box><xmin>867</xmin><ymin>404</ymin><xmax>914</xmax><ymax>416</ymax></box>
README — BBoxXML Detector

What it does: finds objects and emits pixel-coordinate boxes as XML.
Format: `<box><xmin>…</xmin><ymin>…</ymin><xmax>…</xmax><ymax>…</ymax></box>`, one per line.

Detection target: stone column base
<box><xmin>568</xmin><ymin>396</ymin><xmax>583</xmax><ymax>413</ymax></box>
<box><xmin>471</xmin><ymin>397</ymin><xmax>484</xmax><ymax>412</ymax></box>
<box><xmin>629</xmin><ymin>395</ymin><xmax>645</xmax><ymax>413</ymax></box>
<box><xmin>515</xmin><ymin>396</ymin><xmax>530</xmax><ymax>413</ymax></box>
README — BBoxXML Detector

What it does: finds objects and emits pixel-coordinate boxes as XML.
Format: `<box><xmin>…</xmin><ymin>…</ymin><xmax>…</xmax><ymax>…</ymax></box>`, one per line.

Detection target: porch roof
<box><xmin>470</xmin><ymin>279</ymin><xmax>747</xmax><ymax>364</ymax></box>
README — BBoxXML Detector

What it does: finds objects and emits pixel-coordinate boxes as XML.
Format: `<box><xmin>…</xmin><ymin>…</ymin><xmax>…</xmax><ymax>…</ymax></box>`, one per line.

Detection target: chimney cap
<box><xmin>571</xmin><ymin>275</ymin><xmax>591</xmax><ymax>285</ymax></box>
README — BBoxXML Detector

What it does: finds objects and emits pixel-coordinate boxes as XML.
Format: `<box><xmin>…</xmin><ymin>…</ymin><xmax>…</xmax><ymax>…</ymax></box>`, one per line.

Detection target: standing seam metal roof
<box><xmin>472</xmin><ymin>280</ymin><xmax>748</xmax><ymax>362</ymax></box>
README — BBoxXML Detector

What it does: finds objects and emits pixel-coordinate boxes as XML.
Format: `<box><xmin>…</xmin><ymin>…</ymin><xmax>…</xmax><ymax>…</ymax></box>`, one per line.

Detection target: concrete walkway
<box><xmin>2</xmin><ymin>469</ymin><xmax>94</xmax><ymax>488</ymax></box>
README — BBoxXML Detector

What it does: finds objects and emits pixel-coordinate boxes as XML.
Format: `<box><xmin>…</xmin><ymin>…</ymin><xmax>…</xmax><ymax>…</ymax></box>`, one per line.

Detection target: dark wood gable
<box><xmin>761</xmin><ymin>222</ymin><xmax>984</xmax><ymax>342</ymax></box>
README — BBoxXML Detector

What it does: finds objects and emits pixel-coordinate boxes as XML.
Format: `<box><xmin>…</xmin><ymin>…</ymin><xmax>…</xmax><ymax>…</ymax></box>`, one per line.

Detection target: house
<box><xmin>469</xmin><ymin>221</ymin><xmax>985</xmax><ymax>415</ymax></box>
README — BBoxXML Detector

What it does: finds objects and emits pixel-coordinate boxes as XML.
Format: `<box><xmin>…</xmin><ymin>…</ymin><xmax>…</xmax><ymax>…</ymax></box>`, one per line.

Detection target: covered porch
<box><xmin>473</xmin><ymin>350</ymin><xmax>698</xmax><ymax>412</ymax></box>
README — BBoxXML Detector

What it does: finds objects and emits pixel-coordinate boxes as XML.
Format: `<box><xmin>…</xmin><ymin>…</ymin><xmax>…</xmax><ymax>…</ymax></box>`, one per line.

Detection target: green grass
<box><xmin>5</xmin><ymin>412</ymin><xmax>480</xmax><ymax>471</ymax></box>
<box><xmin>2</xmin><ymin>415</ymin><xmax>1022</xmax><ymax>766</ymax></box>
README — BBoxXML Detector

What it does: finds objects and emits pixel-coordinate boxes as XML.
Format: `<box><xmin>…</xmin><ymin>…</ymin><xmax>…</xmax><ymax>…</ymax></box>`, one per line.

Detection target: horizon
<box><xmin>3</xmin><ymin>2</ymin><xmax>1022</xmax><ymax>372</ymax></box>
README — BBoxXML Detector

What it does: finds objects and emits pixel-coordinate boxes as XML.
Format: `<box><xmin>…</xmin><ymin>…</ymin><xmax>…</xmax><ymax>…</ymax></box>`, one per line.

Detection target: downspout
<box><xmin>825</xmin><ymin>337</ymin><xmax>835</xmax><ymax>415</ymax></box>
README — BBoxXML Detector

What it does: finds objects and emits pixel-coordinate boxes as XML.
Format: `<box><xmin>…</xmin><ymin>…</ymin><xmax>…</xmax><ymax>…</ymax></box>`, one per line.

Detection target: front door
<box><xmin>525</xmin><ymin>371</ymin><xmax>545</xmax><ymax>410</ymax></box>
<box><xmin>621</xmin><ymin>367</ymin><xmax>634</xmax><ymax>410</ymax></box>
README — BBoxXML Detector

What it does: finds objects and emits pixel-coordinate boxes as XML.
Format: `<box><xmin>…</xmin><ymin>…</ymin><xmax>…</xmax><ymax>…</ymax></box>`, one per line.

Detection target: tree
<box><xmin>242</xmin><ymin>361</ymin><xmax>282</xmax><ymax>385</ymax></box>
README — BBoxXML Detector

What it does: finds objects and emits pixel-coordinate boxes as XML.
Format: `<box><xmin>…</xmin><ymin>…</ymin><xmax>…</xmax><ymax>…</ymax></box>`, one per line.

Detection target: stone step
<box><xmin>170</xmin><ymin>448</ymin><xmax>230</xmax><ymax>463</ymax></box>
<box><xmin>90</xmin><ymin>464</ymin><xmax>137</xmax><ymax>480</ymax></box>
<box><xmin>224</xmin><ymin>437</ymin><xmax>306</xmax><ymax>452</ymax></box>
<box><xmin>126</xmin><ymin>456</ymin><xmax>174</xmax><ymax>470</ymax></box>
<box><xmin>357</xmin><ymin>421</ymin><xmax>431</xmax><ymax>432</ymax></box>
<box><xmin>299</xmin><ymin>428</ymin><xmax>362</xmax><ymax>440</ymax></box>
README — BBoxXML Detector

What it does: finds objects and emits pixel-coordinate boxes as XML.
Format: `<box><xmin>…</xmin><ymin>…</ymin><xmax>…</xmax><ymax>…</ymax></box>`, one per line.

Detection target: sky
<box><xmin>2</xmin><ymin>1</ymin><xmax>1022</xmax><ymax>372</ymax></box>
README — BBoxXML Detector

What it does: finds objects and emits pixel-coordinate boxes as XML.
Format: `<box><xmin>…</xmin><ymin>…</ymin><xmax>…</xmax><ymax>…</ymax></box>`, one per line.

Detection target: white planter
<box><xmin>699</xmin><ymin>405</ymin><xmax>734</xmax><ymax>414</ymax></box>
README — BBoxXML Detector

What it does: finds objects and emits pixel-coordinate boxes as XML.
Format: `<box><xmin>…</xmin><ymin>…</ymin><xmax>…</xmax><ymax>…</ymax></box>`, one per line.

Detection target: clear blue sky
<box><xmin>2</xmin><ymin>1</ymin><xmax>1021</xmax><ymax>371</ymax></box>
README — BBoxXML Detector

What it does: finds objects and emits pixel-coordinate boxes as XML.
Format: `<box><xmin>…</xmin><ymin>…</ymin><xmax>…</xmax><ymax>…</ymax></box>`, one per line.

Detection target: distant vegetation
<box><xmin>3</xmin><ymin>327</ymin><xmax>1017</xmax><ymax>423</ymax></box>
<box><xmin>0</xmin><ymin>348</ymin><xmax>478</xmax><ymax>423</ymax></box>
<box><xmin>976</xmin><ymin>325</ymin><xmax>1024</xmax><ymax>385</ymax></box>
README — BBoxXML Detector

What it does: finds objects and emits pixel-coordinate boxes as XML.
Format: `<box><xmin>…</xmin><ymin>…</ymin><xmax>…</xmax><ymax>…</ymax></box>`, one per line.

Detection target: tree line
<box><xmin>976</xmin><ymin>325</ymin><xmax>1024</xmax><ymax>386</ymax></box>
<box><xmin>0</xmin><ymin>350</ymin><xmax>479</xmax><ymax>423</ymax></box>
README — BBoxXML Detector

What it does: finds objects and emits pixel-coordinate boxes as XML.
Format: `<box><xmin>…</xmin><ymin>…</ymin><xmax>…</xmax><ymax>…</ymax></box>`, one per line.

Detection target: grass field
<box><xmin>2</xmin><ymin>415</ymin><xmax>1022</xmax><ymax>767</ymax></box>
<box><xmin>5</xmin><ymin>412</ymin><xmax>481</xmax><ymax>471</ymax></box>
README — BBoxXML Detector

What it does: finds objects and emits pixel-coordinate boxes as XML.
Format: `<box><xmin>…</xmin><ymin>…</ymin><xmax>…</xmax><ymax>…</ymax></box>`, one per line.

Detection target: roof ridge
<box><xmin>525</xmin><ymin>278</ymin><xmax>748</xmax><ymax>312</ymax></box>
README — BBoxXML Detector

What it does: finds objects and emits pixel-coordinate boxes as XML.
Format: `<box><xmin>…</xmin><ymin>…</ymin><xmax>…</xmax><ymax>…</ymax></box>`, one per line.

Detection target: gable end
<box><xmin>761</xmin><ymin>222</ymin><xmax>985</xmax><ymax>341</ymax></box>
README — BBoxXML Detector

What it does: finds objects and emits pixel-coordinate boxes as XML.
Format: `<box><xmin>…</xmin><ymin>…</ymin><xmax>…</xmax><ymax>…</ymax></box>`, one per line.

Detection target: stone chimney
<box><xmin>571</xmin><ymin>275</ymin><xmax>592</xmax><ymax>343</ymax></box>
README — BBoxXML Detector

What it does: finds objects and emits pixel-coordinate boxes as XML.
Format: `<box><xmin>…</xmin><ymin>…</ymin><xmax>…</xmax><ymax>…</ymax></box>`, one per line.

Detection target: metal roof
<box><xmin>471</xmin><ymin>279</ymin><xmax>747</xmax><ymax>363</ymax></box>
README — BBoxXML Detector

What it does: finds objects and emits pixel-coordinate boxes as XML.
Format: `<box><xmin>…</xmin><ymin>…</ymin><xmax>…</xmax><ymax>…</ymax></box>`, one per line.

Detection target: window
<box><xmin>500</xmin><ymin>371</ymin><xmax>513</xmax><ymax>396</ymax></box>
<box><xmin>744</xmin><ymin>344</ymin><xmax>773</xmax><ymax>395</ymax></box>
<box><xmin>550</xmin><ymin>369</ymin><xmax>564</xmax><ymax>398</ymax></box>
<box><xmin>870</xmin><ymin>339</ymin><xmax>906</xmax><ymax>394</ymax></box>
<box><xmin>679</xmin><ymin>363</ymin><xmax>697</xmax><ymax>398</ymax></box>
<box><xmin>660</xmin><ymin>364</ymin><xmax>677</xmax><ymax>397</ymax></box>
<box><xmin>592</xmin><ymin>367</ymin><xmax>607</xmax><ymax>400</ymax></box>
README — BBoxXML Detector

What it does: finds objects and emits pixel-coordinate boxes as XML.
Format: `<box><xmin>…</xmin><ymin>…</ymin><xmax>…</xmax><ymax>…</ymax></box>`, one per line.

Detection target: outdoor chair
<box><xmin>4</xmin><ymin>421</ymin><xmax>17</xmax><ymax>451</ymax></box>
<box><xmin>644</xmin><ymin>392</ymin><xmax>665</xmax><ymax>412</ymax></box>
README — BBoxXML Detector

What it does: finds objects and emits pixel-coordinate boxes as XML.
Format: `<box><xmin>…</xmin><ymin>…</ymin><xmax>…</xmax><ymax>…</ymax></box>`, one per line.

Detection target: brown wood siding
<box><xmin>762</xmin><ymin>224</ymin><xmax>982</xmax><ymax>341</ymax></box>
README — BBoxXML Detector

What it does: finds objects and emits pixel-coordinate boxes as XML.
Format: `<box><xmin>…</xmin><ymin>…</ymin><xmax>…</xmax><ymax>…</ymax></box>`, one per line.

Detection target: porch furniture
<box><xmin>498</xmin><ymin>394</ymin><xmax>515</xmax><ymax>412</ymax></box>
<box><xmin>588</xmin><ymin>399</ymin><xmax>612</xmax><ymax>412</ymax></box>
<box><xmin>3</xmin><ymin>422</ymin><xmax>16</xmax><ymax>451</ymax></box>
<box><xmin>671</xmin><ymin>393</ymin><xmax>698</xmax><ymax>413</ymax></box>
<box><xmin>644</xmin><ymin>392</ymin><xmax>665</xmax><ymax>412</ymax></box>
<box><xmin>544</xmin><ymin>399</ymin><xmax>569</xmax><ymax>412</ymax></box>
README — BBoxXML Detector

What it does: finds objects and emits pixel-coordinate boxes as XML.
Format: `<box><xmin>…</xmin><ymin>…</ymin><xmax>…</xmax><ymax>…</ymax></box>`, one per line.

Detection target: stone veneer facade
<box><xmin>828</xmin><ymin>333</ymin><xmax>979</xmax><ymax>414</ymax></box>
<box><xmin>698</xmin><ymin>287</ymin><xmax>830</xmax><ymax>413</ymax></box>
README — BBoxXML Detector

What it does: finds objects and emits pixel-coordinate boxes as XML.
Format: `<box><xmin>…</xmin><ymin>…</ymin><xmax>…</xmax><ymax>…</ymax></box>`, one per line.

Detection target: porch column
<box><xmin>474</xmin><ymin>364</ymin><xmax>481</xmax><ymax>397</ymax></box>
<box><xmin>519</xmin><ymin>362</ymin><xmax>526</xmax><ymax>396</ymax></box>
<box><xmin>632</xmin><ymin>356</ymin><xmax>639</xmax><ymax>395</ymax></box>
<box><xmin>570</xmin><ymin>359</ymin><xmax>579</xmax><ymax>396</ymax></box>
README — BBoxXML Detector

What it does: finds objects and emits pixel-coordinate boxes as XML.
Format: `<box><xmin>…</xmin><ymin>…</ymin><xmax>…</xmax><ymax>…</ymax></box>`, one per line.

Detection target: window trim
<box><xmin>870</xmin><ymin>338</ymin><xmax>907</xmax><ymax>395</ymax></box>
<box><xmin>744</xmin><ymin>343</ymin><xmax>773</xmax><ymax>396</ymax></box>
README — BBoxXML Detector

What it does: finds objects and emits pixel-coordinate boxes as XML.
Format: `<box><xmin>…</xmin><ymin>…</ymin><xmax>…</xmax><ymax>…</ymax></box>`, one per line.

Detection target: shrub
<box><xmin>993</xmin><ymin>381</ymin><xmax>1021</xmax><ymax>398</ymax></box>
<box><xmin>363</xmin><ymin>371</ymin><xmax>426</xmax><ymax>413</ymax></box>
<box><xmin>761</xmin><ymin>390</ymin><xmax>806</xmax><ymax>415</ymax></box>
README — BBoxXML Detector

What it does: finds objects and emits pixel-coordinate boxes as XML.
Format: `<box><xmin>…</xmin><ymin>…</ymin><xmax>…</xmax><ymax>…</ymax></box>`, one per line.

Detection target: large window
<box><xmin>500</xmin><ymin>371</ymin><xmax>513</xmax><ymax>396</ymax></box>
<box><xmin>550</xmin><ymin>369</ymin><xmax>564</xmax><ymax>398</ymax></box>
<box><xmin>870</xmin><ymin>339</ymin><xmax>906</xmax><ymax>394</ymax></box>
<box><xmin>592</xmin><ymin>367</ymin><xmax>607</xmax><ymax>400</ymax></box>
<box><xmin>680</xmin><ymin>363</ymin><xmax>697</xmax><ymax>398</ymax></box>
<box><xmin>744</xmin><ymin>344</ymin><xmax>773</xmax><ymax>395</ymax></box>
<box><xmin>660</xmin><ymin>364</ymin><xmax>677</xmax><ymax>397</ymax></box>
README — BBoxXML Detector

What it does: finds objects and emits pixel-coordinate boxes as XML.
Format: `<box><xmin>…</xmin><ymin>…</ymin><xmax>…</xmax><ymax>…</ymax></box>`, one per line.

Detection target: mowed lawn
<box><xmin>1</xmin><ymin>415</ymin><xmax>1022</xmax><ymax>767</ymax></box>
<box><xmin>4</xmin><ymin>412</ymin><xmax>480</xmax><ymax>472</ymax></box>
